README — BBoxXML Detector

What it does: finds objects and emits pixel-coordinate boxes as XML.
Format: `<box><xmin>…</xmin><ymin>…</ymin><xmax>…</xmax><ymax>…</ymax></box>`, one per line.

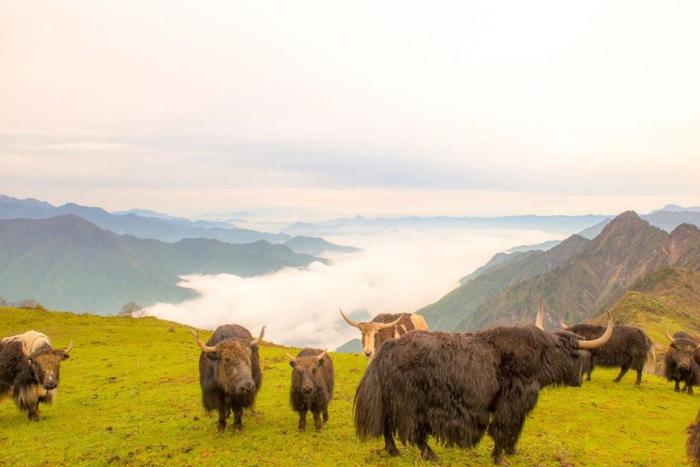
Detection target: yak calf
<box><xmin>664</xmin><ymin>332</ymin><xmax>700</xmax><ymax>395</ymax></box>
<box><xmin>287</xmin><ymin>348</ymin><xmax>334</xmax><ymax>432</ymax></box>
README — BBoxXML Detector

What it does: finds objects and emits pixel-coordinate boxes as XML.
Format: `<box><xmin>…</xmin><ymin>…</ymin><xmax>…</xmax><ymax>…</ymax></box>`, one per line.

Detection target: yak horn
<box><xmin>64</xmin><ymin>340</ymin><xmax>74</xmax><ymax>354</ymax></box>
<box><xmin>285</xmin><ymin>352</ymin><xmax>296</xmax><ymax>362</ymax></box>
<box><xmin>535</xmin><ymin>300</ymin><xmax>544</xmax><ymax>330</ymax></box>
<box><xmin>560</xmin><ymin>319</ymin><xmax>571</xmax><ymax>330</ymax></box>
<box><xmin>316</xmin><ymin>349</ymin><xmax>328</xmax><ymax>361</ymax></box>
<box><xmin>577</xmin><ymin>312</ymin><xmax>614</xmax><ymax>350</ymax></box>
<box><xmin>251</xmin><ymin>325</ymin><xmax>266</xmax><ymax>346</ymax></box>
<box><xmin>375</xmin><ymin>316</ymin><xmax>403</xmax><ymax>330</ymax></box>
<box><xmin>394</xmin><ymin>324</ymin><xmax>408</xmax><ymax>338</ymax></box>
<box><xmin>664</xmin><ymin>331</ymin><xmax>675</xmax><ymax>342</ymax></box>
<box><xmin>339</xmin><ymin>308</ymin><xmax>362</xmax><ymax>328</ymax></box>
<box><xmin>189</xmin><ymin>328</ymin><xmax>217</xmax><ymax>353</ymax></box>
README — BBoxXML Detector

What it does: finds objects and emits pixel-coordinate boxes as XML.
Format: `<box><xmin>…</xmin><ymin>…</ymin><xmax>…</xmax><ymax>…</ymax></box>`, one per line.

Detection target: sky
<box><xmin>1</xmin><ymin>1</ymin><xmax>699</xmax><ymax>220</ymax></box>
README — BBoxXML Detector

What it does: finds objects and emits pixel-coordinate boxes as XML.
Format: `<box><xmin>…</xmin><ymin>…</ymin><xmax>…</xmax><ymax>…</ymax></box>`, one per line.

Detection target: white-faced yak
<box><xmin>664</xmin><ymin>331</ymin><xmax>700</xmax><ymax>395</ymax></box>
<box><xmin>0</xmin><ymin>330</ymin><xmax>72</xmax><ymax>421</ymax></box>
<box><xmin>354</xmin><ymin>312</ymin><xmax>613</xmax><ymax>465</ymax></box>
<box><xmin>190</xmin><ymin>324</ymin><xmax>264</xmax><ymax>432</ymax></box>
<box><xmin>287</xmin><ymin>348</ymin><xmax>334</xmax><ymax>432</ymax></box>
<box><xmin>339</xmin><ymin>309</ymin><xmax>428</xmax><ymax>359</ymax></box>
<box><xmin>560</xmin><ymin>320</ymin><xmax>654</xmax><ymax>385</ymax></box>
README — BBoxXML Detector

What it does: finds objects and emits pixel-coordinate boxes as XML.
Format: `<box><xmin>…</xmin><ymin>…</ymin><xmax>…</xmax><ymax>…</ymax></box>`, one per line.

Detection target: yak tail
<box><xmin>644</xmin><ymin>336</ymin><xmax>657</xmax><ymax>374</ymax></box>
<box><xmin>353</xmin><ymin>363</ymin><xmax>384</xmax><ymax>441</ymax></box>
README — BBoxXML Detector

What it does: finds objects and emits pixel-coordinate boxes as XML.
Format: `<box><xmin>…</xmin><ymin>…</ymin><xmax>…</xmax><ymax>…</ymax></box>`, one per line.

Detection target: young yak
<box><xmin>288</xmin><ymin>348</ymin><xmax>334</xmax><ymax>432</ymax></box>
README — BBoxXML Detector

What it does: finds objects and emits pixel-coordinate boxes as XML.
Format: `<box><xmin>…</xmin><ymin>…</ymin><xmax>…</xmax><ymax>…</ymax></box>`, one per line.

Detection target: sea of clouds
<box><xmin>145</xmin><ymin>228</ymin><xmax>560</xmax><ymax>349</ymax></box>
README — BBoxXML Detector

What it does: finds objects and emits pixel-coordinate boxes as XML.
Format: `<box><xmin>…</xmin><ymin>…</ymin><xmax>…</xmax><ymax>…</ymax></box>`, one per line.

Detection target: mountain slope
<box><xmin>419</xmin><ymin>234</ymin><xmax>591</xmax><ymax>330</ymax></box>
<box><xmin>454</xmin><ymin>213</ymin><xmax>700</xmax><ymax>331</ymax></box>
<box><xmin>0</xmin><ymin>215</ymin><xmax>322</xmax><ymax>314</ymax></box>
<box><xmin>0</xmin><ymin>195</ymin><xmax>288</xmax><ymax>243</ymax></box>
<box><xmin>283</xmin><ymin>236</ymin><xmax>361</xmax><ymax>256</ymax></box>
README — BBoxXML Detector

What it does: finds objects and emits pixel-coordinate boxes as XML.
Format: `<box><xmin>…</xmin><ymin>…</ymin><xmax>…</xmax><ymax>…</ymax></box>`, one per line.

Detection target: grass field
<box><xmin>0</xmin><ymin>307</ymin><xmax>697</xmax><ymax>466</ymax></box>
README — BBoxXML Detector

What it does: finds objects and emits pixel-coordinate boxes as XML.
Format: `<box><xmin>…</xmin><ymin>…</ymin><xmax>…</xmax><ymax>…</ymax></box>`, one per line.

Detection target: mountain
<box><xmin>650</xmin><ymin>204</ymin><xmax>700</xmax><ymax>214</ymax></box>
<box><xmin>452</xmin><ymin>212</ymin><xmax>700</xmax><ymax>332</ymax></box>
<box><xmin>283</xmin><ymin>236</ymin><xmax>361</xmax><ymax>256</ymax></box>
<box><xmin>506</xmin><ymin>240</ymin><xmax>561</xmax><ymax>253</ymax></box>
<box><xmin>282</xmin><ymin>214</ymin><xmax>609</xmax><ymax>237</ymax></box>
<box><xmin>0</xmin><ymin>195</ymin><xmax>288</xmax><ymax>243</ymax></box>
<box><xmin>0</xmin><ymin>215</ymin><xmax>322</xmax><ymax>314</ymax></box>
<box><xmin>335</xmin><ymin>338</ymin><xmax>362</xmax><ymax>353</ymax></box>
<box><xmin>419</xmin><ymin>234</ymin><xmax>591</xmax><ymax>330</ymax></box>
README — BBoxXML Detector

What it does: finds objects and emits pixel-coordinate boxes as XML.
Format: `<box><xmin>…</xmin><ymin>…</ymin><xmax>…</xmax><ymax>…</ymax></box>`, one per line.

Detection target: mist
<box><xmin>145</xmin><ymin>228</ymin><xmax>560</xmax><ymax>349</ymax></box>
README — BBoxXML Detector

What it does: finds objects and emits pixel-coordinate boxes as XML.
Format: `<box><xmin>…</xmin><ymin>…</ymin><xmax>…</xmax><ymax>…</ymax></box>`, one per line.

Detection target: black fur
<box><xmin>689</xmin><ymin>409</ymin><xmax>700</xmax><ymax>466</ymax></box>
<box><xmin>664</xmin><ymin>336</ymin><xmax>700</xmax><ymax>395</ymax></box>
<box><xmin>197</xmin><ymin>324</ymin><xmax>262</xmax><ymax>432</ymax></box>
<box><xmin>567</xmin><ymin>324</ymin><xmax>653</xmax><ymax>385</ymax></box>
<box><xmin>354</xmin><ymin>326</ymin><xmax>587</xmax><ymax>464</ymax></box>
<box><xmin>289</xmin><ymin>348</ymin><xmax>334</xmax><ymax>432</ymax></box>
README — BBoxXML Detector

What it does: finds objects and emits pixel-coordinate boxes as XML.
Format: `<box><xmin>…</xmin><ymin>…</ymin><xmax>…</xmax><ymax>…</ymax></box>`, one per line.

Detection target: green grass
<box><xmin>0</xmin><ymin>307</ymin><xmax>696</xmax><ymax>466</ymax></box>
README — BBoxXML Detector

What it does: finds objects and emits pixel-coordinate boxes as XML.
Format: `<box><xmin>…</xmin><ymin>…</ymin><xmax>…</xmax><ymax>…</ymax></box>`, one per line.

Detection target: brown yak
<box><xmin>339</xmin><ymin>309</ymin><xmax>428</xmax><ymax>359</ymax></box>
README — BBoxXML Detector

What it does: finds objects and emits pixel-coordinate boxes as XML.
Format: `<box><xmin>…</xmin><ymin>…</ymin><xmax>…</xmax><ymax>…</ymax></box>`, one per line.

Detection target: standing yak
<box><xmin>190</xmin><ymin>324</ymin><xmax>264</xmax><ymax>432</ymax></box>
<box><xmin>339</xmin><ymin>309</ymin><xmax>428</xmax><ymax>359</ymax></box>
<box><xmin>354</xmin><ymin>310</ymin><xmax>613</xmax><ymax>465</ymax></box>
<box><xmin>689</xmin><ymin>409</ymin><xmax>700</xmax><ymax>466</ymax></box>
<box><xmin>287</xmin><ymin>348</ymin><xmax>334</xmax><ymax>432</ymax></box>
<box><xmin>664</xmin><ymin>331</ymin><xmax>700</xmax><ymax>395</ymax></box>
<box><xmin>0</xmin><ymin>330</ymin><xmax>72</xmax><ymax>421</ymax></box>
<box><xmin>560</xmin><ymin>319</ymin><xmax>654</xmax><ymax>385</ymax></box>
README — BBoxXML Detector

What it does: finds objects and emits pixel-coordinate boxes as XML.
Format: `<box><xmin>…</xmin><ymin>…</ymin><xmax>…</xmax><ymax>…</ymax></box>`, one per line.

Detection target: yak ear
<box><xmin>54</xmin><ymin>350</ymin><xmax>70</xmax><ymax>361</ymax></box>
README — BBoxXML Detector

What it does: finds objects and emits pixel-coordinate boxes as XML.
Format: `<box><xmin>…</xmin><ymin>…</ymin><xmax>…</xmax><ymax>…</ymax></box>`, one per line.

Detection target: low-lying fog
<box><xmin>145</xmin><ymin>228</ymin><xmax>561</xmax><ymax>349</ymax></box>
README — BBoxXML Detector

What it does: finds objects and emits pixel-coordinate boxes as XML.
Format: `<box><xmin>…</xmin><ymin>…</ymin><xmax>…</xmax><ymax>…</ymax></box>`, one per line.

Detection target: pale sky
<box><xmin>1</xmin><ymin>1</ymin><xmax>699</xmax><ymax>219</ymax></box>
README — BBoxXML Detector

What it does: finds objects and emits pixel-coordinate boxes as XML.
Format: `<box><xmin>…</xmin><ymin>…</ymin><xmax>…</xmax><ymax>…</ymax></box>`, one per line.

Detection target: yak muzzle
<box><xmin>236</xmin><ymin>380</ymin><xmax>255</xmax><ymax>394</ymax></box>
<box><xmin>44</xmin><ymin>382</ymin><xmax>57</xmax><ymax>390</ymax></box>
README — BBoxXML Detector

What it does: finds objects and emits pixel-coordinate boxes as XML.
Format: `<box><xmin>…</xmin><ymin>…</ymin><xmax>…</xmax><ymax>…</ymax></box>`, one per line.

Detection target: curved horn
<box><xmin>664</xmin><ymin>330</ymin><xmax>675</xmax><ymax>343</ymax></box>
<box><xmin>375</xmin><ymin>316</ymin><xmax>403</xmax><ymax>330</ymax></box>
<box><xmin>251</xmin><ymin>325</ymin><xmax>266</xmax><ymax>346</ymax></box>
<box><xmin>535</xmin><ymin>300</ymin><xmax>544</xmax><ymax>330</ymax></box>
<box><xmin>559</xmin><ymin>318</ymin><xmax>571</xmax><ymax>330</ymax></box>
<box><xmin>577</xmin><ymin>312</ymin><xmax>614</xmax><ymax>350</ymax></box>
<box><xmin>63</xmin><ymin>340</ymin><xmax>74</xmax><ymax>354</ymax></box>
<box><xmin>339</xmin><ymin>308</ymin><xmax>362</xmax><ymax>329</ymax></box>
<box><xmin>316</xmin><ymin>349</ymin><xmax>328</xmax><ymax>361</ymax></box>
<box><xmin>189</xmin><ymin>328</ymin><xmax>217</xmax><ymax>353</ymax></box>
<box><xmin>285</xmin><ymin>352</ymin><xmax>296</xmax><ymax>362</ymax></box>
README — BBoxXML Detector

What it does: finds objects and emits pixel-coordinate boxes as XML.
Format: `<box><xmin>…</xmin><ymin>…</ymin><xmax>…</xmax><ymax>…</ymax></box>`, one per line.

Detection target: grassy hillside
<box><xmin>0</xmin><ymin>307</ymin><xmax>696</xmax><ymax>466</ymax></box>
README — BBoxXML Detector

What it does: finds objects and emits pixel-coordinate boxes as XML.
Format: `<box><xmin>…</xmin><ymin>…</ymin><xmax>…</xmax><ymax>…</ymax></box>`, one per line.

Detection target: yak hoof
<box><xmin>493</xmin><ymin>454</ymin><xmax>510</xmax><ymax>466</ymax></box>
<box><xmin>28</xmin><ymin>412</ymin><xmax>40</xmax><ymax>422</ymax></box>
<box><xmin>216</xmin><ymin>423</ymin><xmax>226</xmax><ymax>433</ymax></box>
<box><xmin>421</xmin><ymin>449</ymin><xmax>439</xmax><ymax>463</ymax></box>
<box><xmin>675</xmin><ymin>387</ymin><xmax>681</xmax><ymax>393</ymax></box>
<box><xmin>386</xmin><ymin>447</ymin><xmax>400</xmax><ymax>457</ymax></box>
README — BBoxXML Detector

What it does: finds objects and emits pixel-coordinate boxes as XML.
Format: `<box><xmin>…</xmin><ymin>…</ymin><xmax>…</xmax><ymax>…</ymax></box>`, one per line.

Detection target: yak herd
<box><xmin>1</xmin><ymin>305</ymin><xmax>699</xmax><ymax>465</ymax></box>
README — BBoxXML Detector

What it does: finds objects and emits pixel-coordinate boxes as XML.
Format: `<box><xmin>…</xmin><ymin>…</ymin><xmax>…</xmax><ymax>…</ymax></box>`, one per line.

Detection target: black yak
<box><xmin>689</xmin><ymin>409</ymin><xmax>700</xmax><ymax>466</ymax></box>
<box><xmin>190</xmin><ymin>324</ymin><xmax>264</xmax><ymax>432</ymax></box>
<box><xmin>664</xmin><ymin>332</ymin><xmax>700</xmax><ymax>395</ymax></box>
<box><xmin>354</xmin><ymin>311</ymin><xmax>613</xmax><ymax>465</ymax></box>
<box><xmin>339</xmin><ymin>309</ymin><xmax>428</xmax><ymax>359</ymax></box>
<box><xmin>0</xmin><ymin>331</ymin><xmax>72</xmax><ymax>421</ymax></box>
<box><xmin>287</xmin><ymin>348</ymin><xmax>334</xmax><ymax>432</ymax></box>
<box><xmin>561</xmin><ymin>320</ymin><xmax>654</xmax><ymax>385</ymax></box>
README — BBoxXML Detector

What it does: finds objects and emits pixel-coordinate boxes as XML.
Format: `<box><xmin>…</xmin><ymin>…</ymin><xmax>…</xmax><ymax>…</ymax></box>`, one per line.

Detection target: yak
<box><xmin>354</xmin><ymin>310</ymin><xmax>613</xmax><ymax>465</ymax></box>
<box><xmin>560</xmin><ymin>320</ymin><xmax>654</xmax><ymax>385</ymax></box>
<box><xmin>689</xmin><ymin>409</ymin><xmax>700</xmax><ymax>466</ymax></box>
<box><xmin>190</xmin><ymin>324</ymin><xmax>264</xmax><ymax>432</ymax></box>
<box><xmin>339</xmin><ymin>309</ymin><xmax>428</xmax><ymax>359</ymax></box>
<box><xmin>0</xmin><ymin>330</ymin><xmax>72</xmax><ymax>421</ymax></box>
<box><xmin>287</xmin><ymin>348</ymin><xmax>334</xmax><ymax>432</ymax></box>
<box><xmin>664</xmin><ymin>332</ymin><xmax>700</xmax><ymax>395</ymax></box>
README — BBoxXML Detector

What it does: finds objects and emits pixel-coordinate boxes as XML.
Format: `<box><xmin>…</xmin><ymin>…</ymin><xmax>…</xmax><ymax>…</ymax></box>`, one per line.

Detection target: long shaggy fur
<box><xmin>354</xmin><ymin>326</ymin><xmax>585</xmax><ymax>463</ymax></box>
<box><xmin>664</xmin><ymin>337</ymin><xmax>700</xmax><ymax>394</ymax></box>
<box><xmin>289</xmin><ymin>348</ymin><xmax>334</xmax><ymax>431</ymax></box>
<box><xmin>568</xmin><ymin>324</ymin><xmax>652</xmax><ymax>384</ymax></box>
<box><xmin>689</xmin><ymin>410</ymin><xmax>700</xmax><ymax>466</ymax></box>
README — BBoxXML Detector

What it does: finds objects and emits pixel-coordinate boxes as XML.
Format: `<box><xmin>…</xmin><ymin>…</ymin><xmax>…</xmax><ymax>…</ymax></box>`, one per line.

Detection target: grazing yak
<box><xmin>689</xmin><ymin>409</ymin><xmax>700</xmax><ymax>466</ymax></box>
<box><xmin>354</xmin><ymin>310</ymin><xmax>613</xmax><ymax>465</ymax></box>
<box><xmin>287</xmin><ymin>348</ymin><xmax>334</xmax><ymax>432</ymax></box>
<box><xmin>664</xmin><ymin>332</ymin><xmax>700</xmax><ymax>395</ymax></box>
<box><xmin>190</xmin><ymin>324</ymin><xmax>265</xmax><ymax>432</ymax></box>
<box><xmin>339</xmin><ymin>309</ymin><xmax>428</xmax><ymax>359</ymax></box>
<box><xmin>0</xmin><ymin>330</ymin><xmax>72</xmax><ymax>421</ymax></box>
<box><xmin>560</xmin><ymin>319</ymin><xmax>654</xmax><ymax>385</ymax></box>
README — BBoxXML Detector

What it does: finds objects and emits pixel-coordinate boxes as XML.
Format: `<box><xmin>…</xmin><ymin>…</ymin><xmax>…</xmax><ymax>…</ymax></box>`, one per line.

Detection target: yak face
<box><xmin>210</xmin><ymin>340</ymin><xmax>256</xmax><ymax>396</ymax></box>
<box><xmin>339</xmin><ymin>310</ymin><xmax>403</xmax><ymax>359</ymax></box>
<box><xmin>290</xmin><ymin>353</ymin><xmax>326</xmax><ymax>399</ymax></box>
<box><xmin>28</xmin><ymin>348</ymin><xmax>69</xmax><ymax>391</ymax></box>
<box><xmin>537</xmin><ymin>331</ymin><xmax>587</xmax><ymax>387</ymax></box>
<box><xmin>669</xmin><ymin>338</ymin><xmax>699</xmax><ymax>371</ymax></box>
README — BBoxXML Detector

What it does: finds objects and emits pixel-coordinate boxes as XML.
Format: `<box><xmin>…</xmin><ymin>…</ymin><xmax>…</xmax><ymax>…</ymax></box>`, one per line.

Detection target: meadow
<box><xmin>0</xmin><ymin>307</ymin><xmax>696</xmax><ymax>466</ymax></box>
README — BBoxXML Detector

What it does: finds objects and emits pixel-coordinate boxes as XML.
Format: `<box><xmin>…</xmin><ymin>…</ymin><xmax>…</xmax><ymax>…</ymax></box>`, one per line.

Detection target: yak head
<box><xmin>191</xmin><ymin>328</ymin><xmax>263</xmax><ymax>396</ymax></box>
<box><xmin>666</xmin><ymin>333</ymin><xmax>699</xmax><ymax>371</ymax></box>
<box><xmin>287</xmin><ymin>350</ymin><xmax>328</xmax><ymax>398</ymax></box>
<box><xmin>535</xmin><ymin>304</ymin><xmax>613</xmax><ymax>387</ymax></box>
<box><xmin>27</xmin><ymin>342</ymin><xmax>72</xmax><ymax>391</ymax></box>
<box><xmin>339</xmin><ymin>309</ymin><xmax>402</xmax><ymax>359</ymax></box>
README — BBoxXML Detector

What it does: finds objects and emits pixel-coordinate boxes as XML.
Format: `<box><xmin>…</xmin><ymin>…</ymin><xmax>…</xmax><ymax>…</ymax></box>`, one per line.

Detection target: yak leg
<box><xmin>489</xmin><ymin>383</ymin><xmax>539</xmax><ymax>465</ymax></box>
<box><xmin>313</xmin><ymin>411</ymin><xmax>323</xmax><ymax>432</ymax></box>
<box><xmin>323</xmin><ymin>407</ymin><xmax>329</xmax><ymax>423</ymax></box>
<box><xmin>384</xmin><ymin>424</ymin><xmax>400</xmax><ymax>457</ymax></box>
<box><xmin>27</xmin><ymin>404</ymin><xmax>40</xmax><ymax>422</ymax></box>
<box><xmin>634</xmin><ymin>367</ymin><xmax>643</xmax><ymax>385</ymax></box>
<box><xmin>688</xmin><ymin>383</ymin><xmax>695</xmax><ymax>396</ymax></box>
<box><xmin>586</xmin><ymin>362</ymin><xmax>594</xmax><ymax>381</ymax></box>
<box><xmin>298</xmin><ymin>408</ymin><xmax>307</xmax><ymax>432</ymax></box>
<box><xmin>675</xmin><ymin>380</ymin><xmax>681</xmax><ymax>392</ymax></box>
<box><xmin>216</xmin><ymin>406</ymin><xmax>228</xmax><ymax>433</ymax></box>
<box><xmin>417</xmin><ymin>432</ymin><xmax>439</xmax><ymax>462</ymax></box>
<box><xmin>232</xmin><ymin>407</ymin><xmax>243</xmax><ymax>431</ymax></box>
<box><xmin>613</xmin><ymin>365</ymin><xmax>630</xmax><ymax>382</ymax></box>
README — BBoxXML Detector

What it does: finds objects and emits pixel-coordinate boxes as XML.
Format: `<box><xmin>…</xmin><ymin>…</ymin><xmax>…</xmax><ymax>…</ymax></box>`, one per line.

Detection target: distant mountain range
<box><xmin>283</xmin><ymin>236</ymin><xmax>361</xmax><ymax>256</ymax></box>
<box><xmin>418</xmin><ymin>210</ymin><xmax>700</xmax><ymax>333</ymax></box>
<box><xmin>0</xmin><ymin>195</ymin><xmax>357</xmax><ymax>253</ymax></box>
<box><xmin>0</xmin><ymin>215</ymin><xmax>324</xmax><ymax>314</ymax></box>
